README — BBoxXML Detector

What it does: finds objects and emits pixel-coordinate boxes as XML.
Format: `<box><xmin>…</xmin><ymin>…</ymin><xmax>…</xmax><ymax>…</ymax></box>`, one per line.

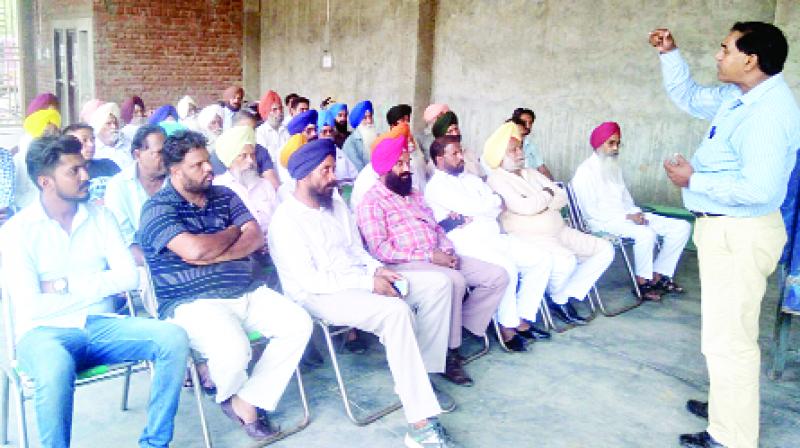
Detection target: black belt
<box><xmin>691</xmin><ymin>211</ymin><xmax>726</xmax><ymax>218</ymax></box>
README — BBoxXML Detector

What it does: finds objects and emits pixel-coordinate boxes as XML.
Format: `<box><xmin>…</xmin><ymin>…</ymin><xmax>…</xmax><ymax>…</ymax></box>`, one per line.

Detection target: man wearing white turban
<box><xmin>91</xmin><ymin>102</ymin><xmax>133</xmax><ymax>169</ymax></box>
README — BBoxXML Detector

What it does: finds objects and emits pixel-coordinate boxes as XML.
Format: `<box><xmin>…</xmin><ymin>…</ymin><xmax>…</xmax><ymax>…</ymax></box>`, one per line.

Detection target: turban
<box><xmin>159</xmin><ymin>121</ymin><xmax>187</xmax><ymax>137</ymax></box>
<box><xmin>287</xmin><ymin>109</ymin><xmax>318</xmax><ymax>135</ymax></box>
<box><xmin>257</xmin><ymin>90</ymin><xmax>282</xmax><ymax>120</ymax></box>
<box><xmin>287</xmin><ymin>138</ymin><xmax>336</xmax><ymax>180</ymax></box>
<box><xmin>149</xmin><ymin>105</ymin><xmax>179</xmax><ymax>125</ymax></box>
<box><xmin>371</xmin><ymin>121</ymin><xmax>411</xmax><ymax>152</ymax></box>
<box><xmin>349</xmin><ymin>100</ymin><xmax>373</xmax><ymax>128</ymax></box>
<box><xmin>279</xmin><ymin>133</ymin><xmax>308</xmax><ymax>168</ymax></box>
<box><xmin>432</xmin><ymin>111</ymin><xmax>458</xmax><ymax>139</ymax></box>
<box><xmin>80</xmin><ymin>99</ymin><xmax>104</xmax><ymax>123</ymax></box>
<box><xmin>317</xmin><ymin>109</ymin><xmax>335</xmax><ymax>131</ymax></box>
<box><xmin>120</xmin><ymin>96</ymin><xmax>145</xmax><ymax>124</ymax></box>
<box><xmin>23</xmin><ymin>109</ymin><xmax>61</xmax><ymax>138</ymax></box>
<box><xmin>372</xmin><ymin>135</ymin><xmax>408</xmax><ymax>176</ymax></box>
<box><xmin>89</xmin><ymin>102</ymin><xmax>121</xmax><ymax>134</ymax></box>
<box><xmin>589</xmin><ymin>121</ymin><xmax>621</xmax><ymax>149</ymax></box>
<box><xmin>386</xmin><ymin>104</ymin><xmax>412</xmax><ymax>127</ymax></box>
<box><xmin>329</xmin><ymin>103</ymin><xmax>348</xmax><ymax>120</ymax></box>
<box><xmin>215</xmin><ymin>125</ymin><xmax>256</xmax><ymax>168</ymax></box>
<box><xmin>482</xmin><ymin>122</ymin><xmax>522</xmax><ymax>169</ymax></box>
<box><xmin>223</xmin><ymin>86</ymin><xmax>244</xmax><ymax>102</ymax></box>
<box><xmin>26</xmin><ymin>93</ymin><xmax>58</xmax><ymax>116</ymax></box>
<box><xmin>423</xmin><ymin>104</ymin><xmax>449</xmax><ymax>124</ymax></box>
<box><xmin>197</xmin><ymin>104</ymin><xmax>223</xmax><ymax>130</ymax></box>
<box><xmin>176</xmin><ymin>96</ymin><xmax>197</xmax><ymax>120</ymax></box>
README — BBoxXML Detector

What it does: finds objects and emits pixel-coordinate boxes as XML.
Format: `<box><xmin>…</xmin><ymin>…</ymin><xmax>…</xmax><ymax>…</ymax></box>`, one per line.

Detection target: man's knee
<box><xmin>151</xmin><ymin>322</ymin><xmax>190</xmax><ymax>360</ymax></box>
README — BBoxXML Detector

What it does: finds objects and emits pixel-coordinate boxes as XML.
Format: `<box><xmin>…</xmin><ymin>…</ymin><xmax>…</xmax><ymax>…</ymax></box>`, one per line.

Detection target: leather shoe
<box><xmin>517</xmin><ymin>326</ymin><xmax>551</xmax><ymax>341</ymax></box>
<box><xmin>501</xmin><ymin>334</ymin><xmax>528</xmax><ymax>352</ymax></box>
<box><xmin>679</xmin><ymin>431</ymin><xmax>725</xmax><ymax>448</ymax></box>
<box><xmin>686</xmin><ymin>399</ymin><xmax>708</xmax><ymax>419</ymax></box>
<box><xmin>547</xmin><ymin>298</ymin><xmax>587</xmax><ymax>326</ymax></box>
<box><xmin>440</xmin><ymin>350</ymin><xmax>473</xmax><ymax>386</ymax></box>
<box><xmin>221</xmin><ymin>399</ymin><xmax>279</xmax><ymax>440</ymax></box>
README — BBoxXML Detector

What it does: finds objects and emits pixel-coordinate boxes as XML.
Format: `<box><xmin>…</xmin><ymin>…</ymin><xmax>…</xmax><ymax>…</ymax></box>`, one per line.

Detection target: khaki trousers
<box><xmin>694</xmin><ymin>212</ymin><xmax>786</xmax><ymax>448</ymax></box>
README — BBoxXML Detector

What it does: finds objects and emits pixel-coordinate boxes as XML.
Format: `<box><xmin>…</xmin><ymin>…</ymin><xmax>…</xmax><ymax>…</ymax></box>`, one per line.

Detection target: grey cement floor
<box><xmin>2</xmin><ymin>251</ymin><xmax>800</xmax><ymax>447</ymax></box>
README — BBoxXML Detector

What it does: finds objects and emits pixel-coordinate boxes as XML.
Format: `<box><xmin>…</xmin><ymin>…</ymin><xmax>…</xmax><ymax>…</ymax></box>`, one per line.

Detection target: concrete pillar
<box><xmin>412</xmin><ymin>0</ymin><xmax>436</xmax><ymax>133</ymax></box>
<box><xmin>243</xmin><ymin>0</ymin><xmax>261</xmax><ymax>101</ymax></box>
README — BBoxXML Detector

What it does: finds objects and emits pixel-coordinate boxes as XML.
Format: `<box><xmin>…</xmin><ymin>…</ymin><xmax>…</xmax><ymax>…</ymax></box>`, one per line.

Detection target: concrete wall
<box><xmin>259</xmin><ymin>0</ymin><xmax>433</xmax><ymax>132</ymax></box>
<box><xmin>432</xmin><ymin>0</ymin><xmax>787</xmax><ymax>206</ymax></box>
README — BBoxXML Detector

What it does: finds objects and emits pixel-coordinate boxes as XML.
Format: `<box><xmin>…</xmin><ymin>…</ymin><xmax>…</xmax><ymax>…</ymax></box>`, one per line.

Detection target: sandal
<box><xmin>633</xmin><ymin>280</ymin><xmax>662</xmax><ymax>301</ymax></box>
<box><xmin>655</xmin><ymin>276</ymin><xmax>685</xmax><ymax>294</ymax></box>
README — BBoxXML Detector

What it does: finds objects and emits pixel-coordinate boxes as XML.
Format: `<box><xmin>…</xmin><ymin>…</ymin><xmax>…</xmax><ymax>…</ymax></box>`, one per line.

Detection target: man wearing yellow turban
<box><xmin>483</xmin><ymin>122</ymin><xmax>614</xmax><ymax>327</ymax></box>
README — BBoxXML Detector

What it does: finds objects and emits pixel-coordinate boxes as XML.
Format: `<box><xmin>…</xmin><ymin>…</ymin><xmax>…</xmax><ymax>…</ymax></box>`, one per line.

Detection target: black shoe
<box><xmin>502</xmin><ymin>334</ymin><xmax>528</xmax><ymax>352</ymax></box>
<box><xmin>679</xmin><ymin>431</ymin><xmax>725</xmax><ymax>447</ymax></box>
<box><xmin>686</xmin><ymin>399</ymin><xmax>708</xmax><ymax>419</ymax></box>
<box><xmin>517</xmin><ymin>326</ymin><xmax>551</xmax><ymax>341</ymax></box>
<box><xmin>547</xmin><ymin>298</ymin><xmax>587</xmax><ymax>326</ymax></box>
<box><xmin>344</xmin><ymin>333</ymin><xmax>368</xmax><ymax>354</ymax></box>
<box><xmin>429</xmin><ymin>379</ymin><xmax>457</xmax><ymax>413</ymax></box>
<box><xmin>300</xmin><ymin>343</ymin><xmax>324</xmax><ymax>370</ymax></box>
<box><xmin>440</xmin><ymin>349</ymin><xmax>474</xmax><ymax>387</ymax></box>
<box><xmin>564</xmin><ymin>301</ymin><xmax>588</xmax><ymax>325</ymax></box>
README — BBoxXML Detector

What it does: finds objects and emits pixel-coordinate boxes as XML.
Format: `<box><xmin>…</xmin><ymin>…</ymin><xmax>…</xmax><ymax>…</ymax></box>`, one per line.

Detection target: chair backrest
<box><xmin>560</xmin><ymin>181</ymin><xmax>590</xmax><ymax>233</ymax></box>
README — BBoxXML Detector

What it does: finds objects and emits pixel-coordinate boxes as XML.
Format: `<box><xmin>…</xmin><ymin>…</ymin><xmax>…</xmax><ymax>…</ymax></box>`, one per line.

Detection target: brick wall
<box><xmin>94</xmin><ymin>0</ymin><xmax>244</xmax><ymax>109</ymax></box>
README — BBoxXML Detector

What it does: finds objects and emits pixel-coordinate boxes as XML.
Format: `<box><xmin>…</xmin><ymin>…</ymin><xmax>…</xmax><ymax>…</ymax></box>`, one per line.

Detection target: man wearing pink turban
<box><xmin>571</xmin><ymin>121</ymin><xmax>691</xmax><ymax>301</ymax></box>
<box><xmin>356</xmin><ymin>135</ymin><xmax>507</xmax><ymax>386</ymax></box>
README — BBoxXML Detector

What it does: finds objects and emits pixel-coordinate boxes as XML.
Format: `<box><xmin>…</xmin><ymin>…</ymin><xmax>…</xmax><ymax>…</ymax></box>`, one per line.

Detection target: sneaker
<box><xmin>405</xmin><ymin>419</ymin><xmax>462</xmax><ymax>448</ymax></box>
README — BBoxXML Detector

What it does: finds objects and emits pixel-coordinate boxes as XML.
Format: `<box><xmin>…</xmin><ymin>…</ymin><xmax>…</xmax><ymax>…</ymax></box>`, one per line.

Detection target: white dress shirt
<box><xmin>1</xmin><ymin>201</ymin><xmax>138</xmax><ymax>341</ymax></box>
<box><xmin>213</xmin><ymin>171</ymin><xmax>278</xmax><ymax>238</ymax></box>
<box><xmin>350</xmin><ymin>165</ymin><xmax>379</xmax><ymax>210</ymax></box>
<box><xmin>571</xmin><ymin>153</ymin><xmax>641</xmax><ymax>229</ymax></box>
<box><xmin>268</xmin><ymin>193</ymin><xmax>382</xmax><ymax>304</ymax></box>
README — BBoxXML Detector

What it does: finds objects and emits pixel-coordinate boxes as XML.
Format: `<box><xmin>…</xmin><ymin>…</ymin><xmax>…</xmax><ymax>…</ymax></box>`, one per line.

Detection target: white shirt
<box><xmin>13</xmin><ymin>133</ymin><xmax>38</xmax><ymax>210</ymax></box>
<box><xmin>94</xmin><ymin>134</ymin><xmax>134</xmax><ymax>170</ymax></box>
<box><xmin>1</xmin><ymin>201</ymin><xmax>138</xmax><ymax>341</ymax></box>
<box><xmin>423</xmin><ymin>169</ymin><xmax>504</xmax><ymax>248</ymax></box>
<box><xmin>269</xmin><ymin>193</ymin><xmax>382</xmax><ymax>304</ymax></box>
<box><xmin>103</xmin><ymin>163</ymin><xmax>159</xmax><ymax>246</ymax></box>
<box><xmin>350</xmin><ymin>165</ymin><xmax>379</xmax><ymax>210</ymax></box>
<box><xmin>571</xmin><ymin>153</ymin><xmax>641</xmax><ymax>229</ymax></box>
<box><xmin>335</xmin><ymin>147</ymin><xmax>359</xmax><ymax>181</ymax></box>
<box><xmin>120</xmin><ymin>124</ymin><xmax>141</xmax><ymax>145</ymax></box>
<box><xmin>213</xmin><ymin>172</ymin><xmax>278</xmax><ymax>238</ymax></box>
<box><xmin>255</xmin><ymin>122</ymin><xmax>291</xmax><ymax>183</ymax></box>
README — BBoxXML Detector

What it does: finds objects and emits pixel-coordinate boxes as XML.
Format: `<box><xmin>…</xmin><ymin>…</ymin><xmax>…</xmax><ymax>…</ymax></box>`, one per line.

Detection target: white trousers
<box><xmin>595</xmin><ymin>213</ymin><xmax>691</xmax><ymax>279</ymax></box>
<box><xmin>169</xmin><ymin>286</ymin><xmax>312</xmax><ymax>411</ymax></box>
<box><xmin>547</xmin><ymin>238</ymin><xmax>615</xmax><ymax>305</ymax></box>
<box><xmin>299</xmin><ymin>270</ymin><xmax>452</xmax><ymax>424</ymax></box>
<box><xmin>454</xmin><ymin>234</ymin><xmax>553</xmax><ymax>328</ymax></box>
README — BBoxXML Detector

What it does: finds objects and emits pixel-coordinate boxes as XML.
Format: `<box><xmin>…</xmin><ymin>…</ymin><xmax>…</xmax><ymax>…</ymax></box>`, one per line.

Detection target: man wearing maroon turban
<box><xmin>571</xmin><ymin>121</ymin><xmax>691</xmax><ymax>301</ymax></box>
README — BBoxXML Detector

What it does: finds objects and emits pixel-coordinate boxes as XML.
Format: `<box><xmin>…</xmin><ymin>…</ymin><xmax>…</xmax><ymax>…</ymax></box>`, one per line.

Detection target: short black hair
<box><xmin>233</xmin><ymin>108</ymin><xmax>259</xmax><ymax>124</ymax></box>
<box><xmin>511</xmin><ymin>107</ymin><xmax>536</xmax><ymax>122</ymax></box>
<box><xmin>26</xmin><ymin>135</ymin><xmax>83</xmax><ymax>188</ymax></box>
<box><xmin>131</xmin><ymin>124</ymin><xmax>166</xmax><ymax>154</ymax></box>
<box><xmin>387</xmin><ymin>104</ymin><xmax>413</xmax><ymax>127</ymax></box>
<box><xmin>429</xmin><ymin>135</ymin><xmax>462</xmax><ymax>163</ymax></box>
<box><xmin>284</xmin><ymin>93</ymin><xmax>299</xmax><ymax>107</ymax></box>
<box><xmin>506</xmin><ymin>116</ymin><xmax>526</xmax><ymax>127</ymax></box>
<box><xmin>731</xmin><ymin>21</ymin><xmax>788</xmax><ymax>76</ymax></box>
<box><xmin>290</xmin><ymin>96</ymin><xmax>309</xmax><ymax>110</ymax></box>
<box><xmin>162</xmin><ymin>130</ymin><xmax>207</xmax><ymax>169</ymax></box>
<box><xmin>62</xmin><ymin>123</ymin><xmax>93</xmax><ymax>135</ymax></box>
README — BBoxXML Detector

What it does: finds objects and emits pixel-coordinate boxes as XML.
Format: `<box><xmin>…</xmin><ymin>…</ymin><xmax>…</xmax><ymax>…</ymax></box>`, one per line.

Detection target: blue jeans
<box><xmin>16</xmin><ymin>315</ymin><xmax>189</xmax><ymax>448</ymax></box>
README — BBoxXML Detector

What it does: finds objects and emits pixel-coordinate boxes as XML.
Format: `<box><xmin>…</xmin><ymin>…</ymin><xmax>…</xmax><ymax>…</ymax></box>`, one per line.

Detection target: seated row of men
<box><xmin>1</xmin><ymin>96</ymin><xmax>691</xmax><ymax>448</ymax></box>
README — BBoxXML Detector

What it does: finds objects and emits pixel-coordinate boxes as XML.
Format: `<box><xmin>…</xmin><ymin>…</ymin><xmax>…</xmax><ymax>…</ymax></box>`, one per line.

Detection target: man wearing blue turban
<box><xmin>342</xmin><ymin>100</ymin><xmax>378</xmax><ymax>172</ymax></box>
<box><xmin>286</xmin><ymin>109</ymin><xmax>318</xmax><ymax>140</ymax></box>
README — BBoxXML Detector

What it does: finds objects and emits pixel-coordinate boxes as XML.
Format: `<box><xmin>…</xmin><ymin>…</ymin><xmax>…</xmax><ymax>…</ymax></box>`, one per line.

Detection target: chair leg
<box><xmin>188</xmin><ymin>360</ymin><xmax>213</xmax><ymax>448</ymax></box>
<box><xmin>120</xmin><ymin>365</ymin><xmax>132</xmax><ymax>411</ymax></box>
<box><xmin>491</xmin><ymin>318</ymin><xmax>511</xmax><ymax>353</ymax></box>
<box><xmin>11</xmin><ymin>377</ymin><xmax>28</xmax><ymax>448</ymax></box>
<box><xmin>541</xmin><ymin>298</ymin><xmax>576</xmax><ymax>334</ymax></box>
<box><xmin>318</xmin><ymin>321</ymin><xmax>401</xmax><ymax>426</ymax></box>
<box><xmin>595</xmin><ymin>243</ymin><xmax>644</xmax><ymax>317</ymax></box>
<box><xmin>462</xmin><ymin>334</ymin><xmax>490</xmax><ymax>365</ymax></box>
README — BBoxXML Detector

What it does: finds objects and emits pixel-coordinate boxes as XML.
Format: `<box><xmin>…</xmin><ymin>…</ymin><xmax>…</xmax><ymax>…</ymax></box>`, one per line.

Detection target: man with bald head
<box><xmin>571</xmin><ymin>122</ymin><xmax>691</xmax><ymax>301</ymax></box>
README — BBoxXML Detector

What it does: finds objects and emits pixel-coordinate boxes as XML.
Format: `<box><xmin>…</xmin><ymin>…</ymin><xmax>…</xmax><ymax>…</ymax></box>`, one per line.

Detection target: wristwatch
<box><xmin>52</xmin><ymin>278</ymin><xmax>68</xmax><ymax>294</ymax></box>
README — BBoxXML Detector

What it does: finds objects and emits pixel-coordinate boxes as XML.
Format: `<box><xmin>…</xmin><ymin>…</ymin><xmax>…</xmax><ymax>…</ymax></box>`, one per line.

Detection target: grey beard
<box><xmin>232</xmin><ymin>167</ymin><xmax>261</xmax><ymax>188</ymax></box>
<box><xmin>501</xmin><ymin>155</ymin><xmax>524</xmax><ymax>172</ymax></box>
<box><xmin>598</xmin><ymin>153</ymin><xmax>624</xmax><ymax>185</ymax></box>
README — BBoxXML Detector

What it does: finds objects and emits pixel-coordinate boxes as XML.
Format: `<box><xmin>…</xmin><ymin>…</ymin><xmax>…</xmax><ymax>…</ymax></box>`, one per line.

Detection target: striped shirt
<box><xmin>660</xmin><ymin>49</ymin><xmax>800</xmax><ymax>217</ymax></box>
<box><xmin>138</xmin><ymin>179</ymin><xmax>259</xmax><ymax>318</ymax></box>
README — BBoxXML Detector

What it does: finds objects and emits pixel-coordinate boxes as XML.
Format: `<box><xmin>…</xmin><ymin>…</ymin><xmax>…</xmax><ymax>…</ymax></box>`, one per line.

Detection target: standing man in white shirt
<box><xmin>1</xmin><ymin>135</ymin><xmax>189</xmax><ymax>448</ymax></box>
<box><xmin>269</xmin><ymin>138</ymin><xmax>462</xmax><ymax>448</ymax></box>
<box><xmin>256</xmin><ymin>90</ymin><xmax>291</xmax><ymax>183</ymax></box>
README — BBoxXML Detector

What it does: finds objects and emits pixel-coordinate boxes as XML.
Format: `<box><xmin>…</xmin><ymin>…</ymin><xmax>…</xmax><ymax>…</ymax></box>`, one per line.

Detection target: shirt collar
<box><xmin>739</xmin><ymin>73</ymin><xmax>784</xmax><ymax>106</ymax></box>
<box><xmin>30</xmin><ymin>197</ymin><xmax>90</xmax><ymax>231</ymax></box>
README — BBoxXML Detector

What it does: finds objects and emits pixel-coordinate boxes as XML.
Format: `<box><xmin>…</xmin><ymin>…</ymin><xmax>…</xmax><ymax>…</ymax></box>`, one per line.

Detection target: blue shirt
<box><xmin>0</xmin><ymin>148</ymin><xmax>15</xmax><ymax>209</ymax></box>
<box><xmin>138</xmin><ymin>180</ymin><xmax>259</xmax><ymax>318</ymax></box>
<box><xmin>660</xmin><ymin>49</ymin><xmax>800</xmax><ymax>217</ymax></box>
<box><xmin>523</xmin><ymin>137</ymin><xmax>544</xmax><ymax>169</ymax></box>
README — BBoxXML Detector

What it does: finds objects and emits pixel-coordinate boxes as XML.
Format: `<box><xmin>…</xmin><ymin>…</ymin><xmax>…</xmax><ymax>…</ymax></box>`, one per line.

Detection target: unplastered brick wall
<box><xmin>93</xmin><ymin>0</ymin><xmax>244</xmax><ymax>110</ymax></box>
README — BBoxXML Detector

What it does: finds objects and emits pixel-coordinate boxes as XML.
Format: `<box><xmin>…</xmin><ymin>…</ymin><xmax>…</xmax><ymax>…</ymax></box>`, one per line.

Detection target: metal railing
<box><xmin>0</xmin><ymin>0</ymin><xmax>22</xmax><ymax>126</ymax></box>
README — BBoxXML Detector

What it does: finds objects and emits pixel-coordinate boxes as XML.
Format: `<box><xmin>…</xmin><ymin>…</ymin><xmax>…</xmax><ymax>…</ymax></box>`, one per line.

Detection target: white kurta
<box><xmin>213</xmin><ymin>172</ymin><xmax>278</xmax><ymax>240</ymax></box>
<box><xmin>255</xmin><ymin>122</ymin><xmax>291</xmax><ymax>183</ymax></box>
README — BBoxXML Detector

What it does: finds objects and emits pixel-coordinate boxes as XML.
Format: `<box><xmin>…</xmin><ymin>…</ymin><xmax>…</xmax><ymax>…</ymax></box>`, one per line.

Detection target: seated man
<box><xmin>483</xmin><ymin>122</ymin><xmax>614</xmax><ymax>325</ymax></box>
<box><xmin>350</xmin><ymin>122</ymin><xmax>415</xmax><ymax>209</ymax></box>
<box><xmin>425</xmin><ymin>135</ymin><xmax>553</xmax><ymax>351</ymax></box>
<box><xmin>90</xmin><ymin>102</ymin><xmax>133</xmax><ymax>169</ymax></box>
<box><xmin>212</xmin><ymin>125</ymin><xmax>278</xmax><ymax>243</ymax></box>
<box><xmin>63</xmin><ymin>123</ymin><xmax>120</xmax><ymax>204</ymax></box>
<box><xmin>255</xmin><ymin>90</ymin><xmax>290</xmax><ymax>183</ymax></box>
<box><xmin>511</xmin><ymin>108</ymin><xmax>554</xmax><ymax>180</ymax></box>
<box><xmin>318</xmin><ymin>109</ymin><xmax>359</xmax><ymax>181</ymax></box>
<box><xmin>430</xmin><ymin>110</ymin><xmax>484</xmax><ymax>178</ymax></box>
<box><xmin>268</xmin><ymin>138</ymin><xmax>461</xmax><ymax>448</ymax></box>
<box><xmin>341</xmin><ymin>100</ymin><xmax>377</xmax><ymax>172</ymax></box>
<box><xmin>356</xmin><ymin>135</ymin><xmax>508</xmax><ymax>386</ymax></box>
<box><xmin>571</xmin><ymin>122</ymin><xmax>691</xmax><ymax>300</ymax></box>
<box><xmin>138</xmin><ymin>130</ymin><xmax>312</xmax><ymax>440</ymax></box>
<box><xmin>210</xmin><ymin>110</ymin><xmax>280</xmax><ymax>190</ymax></box>
<box><xmin>1</xmin><ymin>136</ymin><xmax>188</xmax><ymax>448</ymax></box>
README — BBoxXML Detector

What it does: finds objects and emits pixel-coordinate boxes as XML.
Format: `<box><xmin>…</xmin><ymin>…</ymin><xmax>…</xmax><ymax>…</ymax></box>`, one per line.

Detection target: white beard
<box><xmin>232</xmin><ymin>167</ymin><xmax>261</xmax><ymax>189</ymax></box>
<box><xmin>358</xmin><ymin>124</ymin><xmax>378</xmax><ymax>159</ymax></box>
<box><xmin>598</xmin><ymin>153</ymin><xmax>624</xmax><ymax>185</ymax></box>
<box><xmin>501</xmin><ymin>154</ymin><xmax>524</xmax><ymax>172</ymax></box>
